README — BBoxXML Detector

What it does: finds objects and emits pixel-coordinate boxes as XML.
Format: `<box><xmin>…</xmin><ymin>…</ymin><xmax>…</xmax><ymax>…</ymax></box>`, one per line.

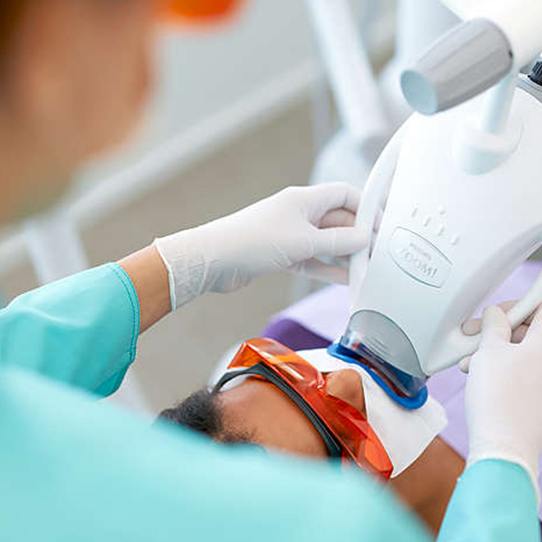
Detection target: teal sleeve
<box><xmin>439</xmin><ymin>460</ymin><xmax>541</xmax><ymax>542</ymax></box>
<box><xmin>0</xmin><ymin>367</ymin><xmax>432</xmax><ymax>542</ymax></box>
<box><xmin>0</xmin><ymin>263</ymin><xmax>140</xmax><ymax>396</ymax></box>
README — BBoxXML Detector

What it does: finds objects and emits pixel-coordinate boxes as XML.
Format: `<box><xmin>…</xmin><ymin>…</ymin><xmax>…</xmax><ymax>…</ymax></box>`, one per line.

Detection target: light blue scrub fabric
<box><xmin>0</xmin><ymin>367</ymin><xmax>432</xmax><ymax>541</ymax></box>
<box><xmin>0</xmin><ymin>264</ymin><xmax>428</xmax><ymax>541</ymax></box>
<box><xmin>0</xmin><ymin>263</ymin><xmax>538</xmax><ymax>540</ymax></box>
<box><xmin>439</xmin><ymin>460</ymin><xmax>541</xmax><ymax>541</ymax></box>
<box><xmin>0</xmin><ymin>263</ymin><xmax>139</xmax><ymax>396</ymax></box>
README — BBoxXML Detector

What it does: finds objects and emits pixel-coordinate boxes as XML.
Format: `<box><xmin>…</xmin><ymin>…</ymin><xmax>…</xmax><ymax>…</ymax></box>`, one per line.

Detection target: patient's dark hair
<box><xmin>158</xmin><ymin>388</ymin><xmax>252</xmax><ymax>444</ymax></box>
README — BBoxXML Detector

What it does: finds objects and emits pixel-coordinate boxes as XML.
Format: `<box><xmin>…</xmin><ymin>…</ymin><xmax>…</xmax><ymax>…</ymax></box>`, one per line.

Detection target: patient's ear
<box><xmin>325</xmin><ymin>369</ymin><xmax>366</xmax><ymax>414</ymax></box>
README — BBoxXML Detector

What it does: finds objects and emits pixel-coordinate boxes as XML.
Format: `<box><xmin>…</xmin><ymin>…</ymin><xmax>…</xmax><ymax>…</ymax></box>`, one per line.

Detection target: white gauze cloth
<box><xmin>297</xmin><ymin>349</ymin><xmax>448</xmax><ymax>477</ymax></box>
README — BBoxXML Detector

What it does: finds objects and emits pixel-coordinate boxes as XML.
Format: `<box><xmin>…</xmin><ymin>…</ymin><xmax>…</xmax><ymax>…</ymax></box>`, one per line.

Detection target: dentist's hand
<box><xmin>155</xmin><ymin>183</ymin><xmax>367</xmax><ymax>309</ymax></box>
<box><xmin>463</xmin><ymin>300</ymin><xmax>533</xmax><ymax>343</ymax></box>
<box><xmin>461</xmin><ymin>301</ymin><xmax>534</xmax><ymax>372</ymax></box>
<box><xmin>465</xmin><ymin>305</ymin><xmax>542</xmax><ymax>497</ymax></box>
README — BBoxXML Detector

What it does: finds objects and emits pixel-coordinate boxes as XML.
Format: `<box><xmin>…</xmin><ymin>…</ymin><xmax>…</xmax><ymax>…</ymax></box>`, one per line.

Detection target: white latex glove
<box><xmin>154</xmin><ymin>183</ymin><xmax>367</xmax><ymax>309</ymax></box>
<box><xmin>460</xmin><ymin>300</ymin><xmax>534</xmax><ymax>372</ymax></box>
<box><xmin>465</xmin><ymin>305</ymin><xmax>542</xmax><ymax>499</ymax></box>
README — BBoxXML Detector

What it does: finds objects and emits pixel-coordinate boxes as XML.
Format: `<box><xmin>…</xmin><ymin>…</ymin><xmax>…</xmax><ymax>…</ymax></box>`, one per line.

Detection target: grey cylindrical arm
<box><xmin>401</xmin><ymin>19</ymin><xmax>513</xmax><ymax>115</ymax></box>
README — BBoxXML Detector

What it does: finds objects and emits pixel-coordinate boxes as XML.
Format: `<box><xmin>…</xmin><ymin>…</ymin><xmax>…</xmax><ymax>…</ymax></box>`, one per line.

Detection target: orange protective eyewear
<box><xmin>215</xmin><ymin>338</ymin><xmax>393</xmax><ymax>479</ymax></box>
<box><xmin>159</xmin><ymin>0</ymin><xmax>245</xmax><ymax>26</ymax></box>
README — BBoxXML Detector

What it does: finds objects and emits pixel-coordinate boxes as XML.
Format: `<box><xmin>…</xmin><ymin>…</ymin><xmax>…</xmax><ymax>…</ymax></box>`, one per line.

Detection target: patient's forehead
<box><xmin>219</xmin><ymin>378</ymin><xmax>329</xmax><ymax>458</ymax></box>
<box><xmin>219</xmin><ymin>378</ymin><xmax>302</xmax><ymax>428</ymax></box>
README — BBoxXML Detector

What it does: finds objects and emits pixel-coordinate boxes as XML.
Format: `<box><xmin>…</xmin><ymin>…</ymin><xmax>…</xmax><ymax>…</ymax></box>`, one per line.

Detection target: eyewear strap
<box><xmin>214</xmin><ymin>363</ymin><xmax>342</xmax><ymax>459</ymax></box>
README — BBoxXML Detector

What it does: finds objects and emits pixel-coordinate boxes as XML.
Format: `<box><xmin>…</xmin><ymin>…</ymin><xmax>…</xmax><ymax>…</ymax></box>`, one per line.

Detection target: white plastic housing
<box><xmin>349</xmin><ymin>86</ymin><xmax>542</xmax><ymax>376</ymax></box>
<box><xmin>443</xmin><ymin>0</ymin><xmax>542</xmax><ymax>68</ymax></box>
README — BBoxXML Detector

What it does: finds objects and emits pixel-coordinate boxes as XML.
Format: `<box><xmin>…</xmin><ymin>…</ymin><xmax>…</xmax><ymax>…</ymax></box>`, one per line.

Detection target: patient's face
<box><xmin>219</xmin><ymin>369</ymin><xmax>365</xmax><ymax>459</ymax></box>
<box><xmin>211</xmin><ymin>367</ymin><xmax>464</xmax><ymax>535</ymax></box>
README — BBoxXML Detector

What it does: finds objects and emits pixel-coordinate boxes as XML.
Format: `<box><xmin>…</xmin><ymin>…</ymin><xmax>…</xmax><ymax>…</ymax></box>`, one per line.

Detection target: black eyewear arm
<box><xmin>214</xmin><ymin>363</ymin><xmax>342</xmax><ymax>460</ymax></box>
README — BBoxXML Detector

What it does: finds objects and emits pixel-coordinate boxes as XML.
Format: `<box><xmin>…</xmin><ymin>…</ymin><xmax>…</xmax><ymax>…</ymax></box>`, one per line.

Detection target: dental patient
<box><xmin>159</xmin><ymin>340</ymin><xmax>464</xmax><ymax>534</ymax></box>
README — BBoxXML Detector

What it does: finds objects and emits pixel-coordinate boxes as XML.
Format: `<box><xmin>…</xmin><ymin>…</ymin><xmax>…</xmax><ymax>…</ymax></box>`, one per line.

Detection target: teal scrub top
<box><xmin>0</xmin><ymin>263</ymin><xmax>539</xmax><ymax>541</ymax></box>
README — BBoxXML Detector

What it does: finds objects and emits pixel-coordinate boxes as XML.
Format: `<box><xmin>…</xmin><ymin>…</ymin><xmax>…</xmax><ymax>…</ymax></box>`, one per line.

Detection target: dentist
<box><xmin>0</xmin><ymin>1</ymin><xmax>541</xmax><ymax>541</ymax></box>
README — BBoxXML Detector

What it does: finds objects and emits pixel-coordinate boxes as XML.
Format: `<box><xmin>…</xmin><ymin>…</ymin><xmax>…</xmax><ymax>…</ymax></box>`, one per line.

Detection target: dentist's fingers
<box><xmin>462</xmin><ymin>307</ymin><xmax>511</xmax><ymax>374</ymax></box>
<box><xmin>480</xmin><ymin>306</ymin><xmax>512</xmax><ymax>347</ymax></box>
<box><xmin>523</xmin><ymin>305</ymin><xmax>542</xmax><ymax>346</ymax></box>
<box><xmin>461</xmin><ymin>304</ymin><xmax>528</xmax><ymax>373</ymax></box>
<box><xmin>511</xmin><ymin>324</ymin><xmax>529</xmax><ymax>344</ymax></box>
<box><xmin>459</xmin><ymin>356</ymin><xmax>471</xmax><ymax>373</ymax></box>
<box><xmin>462</xmin><ymin>301</ymin><xmax>516</xmax><ymax>336</ymax></box>
<box><xmin>305</xmin><ymin>182</ymin><xmax>361</xmax><ymax>220</ymax></box>
<box><xmin>295</xmin><ymin>258</ymin><xmax>349</xmax><ymax>284</ymax></box>
<box><xmin>461</xmin><ymin>319</ymin><xmax>479</xmax><ymax>336</ymax></box>
<box><xmin>312</xmin><ymin>225</ymin><xmax>369</xmax><ymax>258</ymax></box>
<box><xmin>462</xmin><ymin>300</ymin><xmax>531</xmax><ymax>344</ymax></box>
<box><xmin>319</xmin><ymin>208</ymin><xmax>357</xmax><ymax>229</ymax></box>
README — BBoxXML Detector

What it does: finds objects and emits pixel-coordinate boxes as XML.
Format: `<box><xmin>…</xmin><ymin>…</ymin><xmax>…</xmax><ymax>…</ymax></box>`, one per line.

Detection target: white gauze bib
<box><xmin>297</xmin><ymin>349</ymin><xmax>448</xmax><ymax>477</ymax></box>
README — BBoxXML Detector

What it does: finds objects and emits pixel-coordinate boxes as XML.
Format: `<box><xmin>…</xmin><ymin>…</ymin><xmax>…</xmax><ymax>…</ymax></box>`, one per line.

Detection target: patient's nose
<box><xmin>325</xmin><ymin>369</ymin><xmax>365</xmax><ymax>413</ymax></box>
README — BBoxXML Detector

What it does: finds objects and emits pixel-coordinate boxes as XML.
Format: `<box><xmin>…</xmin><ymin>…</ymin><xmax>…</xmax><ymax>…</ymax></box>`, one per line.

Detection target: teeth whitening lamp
<box><xmin>331</xmin><ymin>0</ymin><xmax>542</xmax><ymax>408</ymax></box>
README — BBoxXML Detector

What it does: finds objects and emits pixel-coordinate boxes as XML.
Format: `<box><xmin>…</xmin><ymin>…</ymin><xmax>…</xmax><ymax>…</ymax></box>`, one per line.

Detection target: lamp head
<box><xmin>402</xmin><ymin>0</ymin><xmax>542</xmax><ymax>114</ymax></box>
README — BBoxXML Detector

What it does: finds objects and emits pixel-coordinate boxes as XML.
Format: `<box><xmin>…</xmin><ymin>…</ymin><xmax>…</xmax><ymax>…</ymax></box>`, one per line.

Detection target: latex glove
<box><xmin>465</xmin><ymin>305</ymin><xmax>542</xmax><ymax>498</ymax></box>
<box><xmin>460</xmin><ymin>300</ymin><xmax>534</xmax><ymax>372</ymax></box>
<box><xmin>155</xmin><ymin>183</ymin><xmax>367</xmax><ymax>309</ymax></box>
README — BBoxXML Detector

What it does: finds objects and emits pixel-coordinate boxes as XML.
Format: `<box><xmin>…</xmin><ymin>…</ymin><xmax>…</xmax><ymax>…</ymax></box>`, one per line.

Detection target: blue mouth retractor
<box><xmin>327</xmin><ymin>342</ymin><xmax>428</xmax><ymax>410</ymax></box>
